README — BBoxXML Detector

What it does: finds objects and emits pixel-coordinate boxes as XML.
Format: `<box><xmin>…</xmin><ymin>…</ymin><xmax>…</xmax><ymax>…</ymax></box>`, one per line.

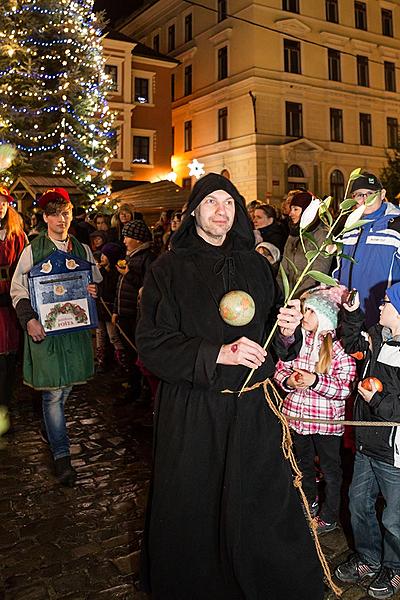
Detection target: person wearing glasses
<box><xmin>333</xmin><ymin>171</ymin><xmax>400</xmax><ymax>328</ymax></box>
<box><xmin>335</xmin><ymin>286</ymin><xmax>400</xmax><ymax>599</ymax></box>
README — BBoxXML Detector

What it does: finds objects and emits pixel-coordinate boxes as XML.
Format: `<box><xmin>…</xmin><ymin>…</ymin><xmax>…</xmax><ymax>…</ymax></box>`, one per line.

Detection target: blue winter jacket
<box><xmin>333</xmin><ymin>201</ymin><xmax>400</xmax><ymax>327</ymax></box>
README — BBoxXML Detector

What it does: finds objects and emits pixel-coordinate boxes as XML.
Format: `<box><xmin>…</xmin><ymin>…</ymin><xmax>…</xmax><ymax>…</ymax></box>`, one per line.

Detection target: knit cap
<box><xmin>386</xmin><ymin>282</ymin><xmax>400</xmax><ymax>315</ymax></box>
<box><xmin>101</xmin><ymin>242</ymin><xmax>124</xmax><ymax>266</ymax></box>
<box><xmin>290</xmin><ymin>191</ymin><xmax>313</xmax><ymax>211</ymax></box>
<box><xmin>121</xmin><ymin>219</ymin><xmax>152</xmax><ymax>242</ymax></box>
<box><xmin>303</xmin><ymin>285</ymin><xmax>349</xmax><ymax>363</ymax></box>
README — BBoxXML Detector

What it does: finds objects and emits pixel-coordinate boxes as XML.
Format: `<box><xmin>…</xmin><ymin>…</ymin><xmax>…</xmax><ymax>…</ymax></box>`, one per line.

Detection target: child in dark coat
<box><xmin>335</xmin><ymin>283</ymin><xmax>400</xmax><ymax>599</ymax></box>
<box><xmin>96</xmin><ymin>242</ymin><xmax>125</xmax><ymax>372</ymax></box>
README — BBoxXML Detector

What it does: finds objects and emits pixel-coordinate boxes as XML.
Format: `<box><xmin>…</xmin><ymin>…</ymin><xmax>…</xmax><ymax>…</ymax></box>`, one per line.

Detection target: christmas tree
<box><xmin>0</xmin><ymin>0</ymin><xmax>115</xmax><ymax>201</ymax></box>
<box><xmin>381</xmin><ymin>148</ymin><xmax>400</xmax><ymax>204</ymax></box>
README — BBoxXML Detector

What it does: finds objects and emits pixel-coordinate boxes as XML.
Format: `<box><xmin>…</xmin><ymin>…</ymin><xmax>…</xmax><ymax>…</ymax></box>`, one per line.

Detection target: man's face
<box><xmin>194</xmin><ymin>190</ymin><xmax>235</xmax><ymax>246</ymax></box>
<box><xmin>96</xmin><ymin>217</ymin><xmax>108</xmax><ymax>231</ymax></box>
<box><xmin>0</xmin><ymin>197</ymin><xmax>8</xmax><ymax>220</ymax></box>
<box><xmin>44</xmin><ymin>207</ymin><xmax>72</xmax><ymax>239</ymax></box>
<box><xmin>351</xmin><ymin>188</ymin><xmax>385</xmax><ymax>215</ymax></box>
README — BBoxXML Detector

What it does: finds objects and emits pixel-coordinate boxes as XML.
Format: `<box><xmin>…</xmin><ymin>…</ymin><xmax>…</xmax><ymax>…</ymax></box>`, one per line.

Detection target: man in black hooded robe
<box><xmin>136</xmin><ymin>173</ymin><xmax>324</xmax><ymax>599</ymax></box>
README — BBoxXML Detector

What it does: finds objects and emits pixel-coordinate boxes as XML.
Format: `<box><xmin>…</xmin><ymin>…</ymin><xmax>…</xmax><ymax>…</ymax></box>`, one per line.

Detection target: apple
<box><xmin>361</xmin><ymin>377</ymin><xmax>383</xmax><ymax>393</ymax></box>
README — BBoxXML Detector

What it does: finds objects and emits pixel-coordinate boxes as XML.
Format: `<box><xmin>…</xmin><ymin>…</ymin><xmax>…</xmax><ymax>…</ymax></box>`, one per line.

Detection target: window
<box><xmin>184</xmin><ymin>65</ymin><xmax>192</xmax><ymax>95</ymax></box>
<box><xmin>168</xmin><ymin>24</ymin><xmax>175</xmax><ymax>52</ymax></box>
<box><xmin>218</xmin><ymin>107</ymin><xmax>228</xmax><ymax>141</ymax></box>
<box><xmin>328</xmin><ymin>49</ymin><xmax>341</xmax><ymax>82</ymax></box>
<box><xmin>384</xmin><ymin>61</ymin><xmax>396</xmax><ymax>92</ymax></box>
<box><xmin>330</xmin><ymin>108</ymin><xmax>343</xmax><ymax>142</ymax></box>
<box><xmin>218</xmin><ymin>0</ymin><xmax>227</xmax><ymax>22</ymax></box>
<box><xmin>185</xmin><ymin>14</ymin><xmax>193</xmax><ymax>42</ymax></box>
<box><xmin>330</xmin><ymin>170</ymin><xmax>344</xmax><ymax>204</ymax></box>
<box><xmin>387</xmin><ymin>117</ymin><xmax>398</xmax><ymax>148</ymax></box>
<box><xmin>184</xmin><ymin>120</ymin><xmax>192</xmax><ymax>151</ymax></box>
<box><xmin>357</xmin><ymin>55</ymin><xmax>369</xmax><ymax>87</ymax></box>
<box><xmin>134</xmin><ymin>77</ymin><xmax>149</xmax><ymax>103</ymax></box>
<box><xmin>355</xmin><ymin>1</ymin><xmax>367</xmax><ymax>30</ymax></box>
<box><xmin>133</xmin><ymin>136</ymin><xmax>150</xmax><ymax>164</ymax></box>
<box><xmin>382</xmin><ymin>9</ymin><xmax>393</xmax><ymax>37</ymax></box>
<box><xmin>326</xmin><ymin>0</ymin><xmax>338</xmax><ymax>23</ymax></box>
<box><xmin>105</xmin><ymin>65</ymin><xmax>118</xmax><ymax>92</ymax></box>
<box><xmin>284</xmin><ymin>40</ymin><xmax>301</xmax><ymax>74</ymax></box>
<box><xmin>282</xmin><ymin>0</ymin><xmax>299</xmax><ymax>13</ymax></box>
<box><xmin>171</xmin><ymin>73</ymin><xmax>175</xmax><ymax>101</ymax></box>
<box><xmin>218</xmin><ymin>46</ymin><xmax>228</xmax><ymax>80</ymax></box>
<box><xmin>287</xmin><ymin>164</ymin><xmax>306</xmax><ymax>190</ymax></box>
<box><xmin>359</xmin><ymin>113</ymin><xmax>372</xmax><ymax>146</ymax></box>
<box><xmin>288</xmin><ymin>164</ymin><xmax>304</xmax><ymax>178</ymax></box>
<box><xmin>286</xmin><ymin>102</ymin><xmax>303</xmax><ymax>137</ymax></box>
<box><xmin>153</xmin><ymin>34</ymin><xmax>160</xmax><ymax>53</ymax></box>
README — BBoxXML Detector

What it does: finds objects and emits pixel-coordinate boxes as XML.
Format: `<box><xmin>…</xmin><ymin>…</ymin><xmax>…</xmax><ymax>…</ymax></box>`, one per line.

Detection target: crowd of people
<box><xmin>1</xmin><ymin>170</ymin><xmax>400</xmax><ymax>599</ymax></box>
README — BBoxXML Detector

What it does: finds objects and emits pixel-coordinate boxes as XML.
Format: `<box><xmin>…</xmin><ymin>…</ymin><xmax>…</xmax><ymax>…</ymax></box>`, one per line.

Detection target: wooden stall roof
<box><xmin>10</xmin><ymin>175</ymin><xmax>84</xmax><ymax>203</ymax></box>
<box><xmin>108</xmin><ymin>180</ymin><xmax>190</xmax><ymax>215</ymax></box>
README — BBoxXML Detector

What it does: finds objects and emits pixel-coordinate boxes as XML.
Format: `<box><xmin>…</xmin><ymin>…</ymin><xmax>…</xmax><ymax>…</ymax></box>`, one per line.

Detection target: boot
<box><xmin>115</xmin><ymin>349</ymin><xmax>129</xmax><ymax>373</ymax></box>
<box><xmin>54</xmin><ymin>456</ymin><xmax>77</xmax><ymax>487</ymax></box>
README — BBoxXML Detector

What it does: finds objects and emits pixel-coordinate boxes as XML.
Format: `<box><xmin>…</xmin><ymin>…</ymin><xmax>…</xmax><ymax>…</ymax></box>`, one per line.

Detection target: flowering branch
<box><xmin>238</xmin><ymin>168</ymin><xmax>378</xmax><ymax>395</ymax></box>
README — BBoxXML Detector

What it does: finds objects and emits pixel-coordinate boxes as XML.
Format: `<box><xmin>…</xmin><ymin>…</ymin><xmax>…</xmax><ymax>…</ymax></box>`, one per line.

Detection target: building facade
<box><xmin>119</xmin><ymin>0</ymin><xmax>400</xmax><ymax>205</ymax></box>
<box><xmin>103</xmin><ymin>30</ymin><xmax>178</xmax><ymax>187</ymax></box>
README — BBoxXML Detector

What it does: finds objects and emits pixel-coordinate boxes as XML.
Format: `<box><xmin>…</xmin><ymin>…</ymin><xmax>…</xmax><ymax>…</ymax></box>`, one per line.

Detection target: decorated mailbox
<box><xmin>28</xmin><ymin>249</ymin><xmax>98</xmax><ymax>336</ymax></box>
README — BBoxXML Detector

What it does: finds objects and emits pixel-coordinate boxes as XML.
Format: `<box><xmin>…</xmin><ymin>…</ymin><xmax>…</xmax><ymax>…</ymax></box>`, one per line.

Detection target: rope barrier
<box><xmin>99</xmin><ymin>297</ymin><xmax>138</xmax><ymax>353</ymax></box>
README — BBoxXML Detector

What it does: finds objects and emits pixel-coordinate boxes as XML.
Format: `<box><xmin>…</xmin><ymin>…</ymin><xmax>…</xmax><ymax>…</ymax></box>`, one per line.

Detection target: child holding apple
<box><xmin>274</xmin><ymin>285</ymin><xmax>356</xmax><ymax>534</ymax></box>
<box><xmin>335</xmin><ymin>283</ymin><xmax>400</xmax><ymax>599</ymax></box>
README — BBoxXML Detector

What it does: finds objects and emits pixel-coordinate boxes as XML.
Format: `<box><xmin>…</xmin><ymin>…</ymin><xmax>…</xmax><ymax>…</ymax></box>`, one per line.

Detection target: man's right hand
<box><xmin>27</xmin><ymin>318</ymin><xmax>46</xmax><ymax>342</ymax></box>
<box><xmin>217</xmin><ymin>337</ymin><xmax>266</xmax><ymax>369</ymax></box>
<box><xmin>111</xmin><ymin>313</ymin><xmax>119</xmax><ymax>325</ymax></box>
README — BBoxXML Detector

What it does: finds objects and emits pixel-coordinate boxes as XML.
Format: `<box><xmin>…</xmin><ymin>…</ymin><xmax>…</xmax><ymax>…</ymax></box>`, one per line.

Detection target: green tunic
<box><xmin>23</xmin><ymin>234</ymin><xmax>94</xmax><ymax>390</ymax></box>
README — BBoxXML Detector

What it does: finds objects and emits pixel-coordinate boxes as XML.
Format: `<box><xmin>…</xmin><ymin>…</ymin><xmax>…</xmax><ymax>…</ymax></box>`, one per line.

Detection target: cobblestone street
<box><xmin>1</xmin><ymin>372</ymin><xmax>399</xmax><ymax>600</ymax></box>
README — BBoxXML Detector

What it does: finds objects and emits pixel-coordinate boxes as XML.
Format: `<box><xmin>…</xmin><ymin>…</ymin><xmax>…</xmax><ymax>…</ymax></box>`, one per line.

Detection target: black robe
<box><xmin>136</xmin><ymin>173</ymin><xmax>324</xmax><ymax>600</ymax></box>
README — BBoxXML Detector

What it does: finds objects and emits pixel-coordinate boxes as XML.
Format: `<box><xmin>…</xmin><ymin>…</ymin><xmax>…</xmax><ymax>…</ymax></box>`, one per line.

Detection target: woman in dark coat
<box><xmin>136</xmin><ymin>174</ymin><xmax>324</xmax><ymax>600</ymax></box>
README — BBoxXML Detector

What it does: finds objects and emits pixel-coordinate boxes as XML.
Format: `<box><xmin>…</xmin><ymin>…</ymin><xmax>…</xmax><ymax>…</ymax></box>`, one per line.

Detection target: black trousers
<box><xmin>292</xmin><ymin>431</ymin><xmax>342</xmax><ymax>523</ymax></box>
<box><xmin>0</xmin><ymin>353</ymin><xmax>17</xmax><ymax>407</ymax></box>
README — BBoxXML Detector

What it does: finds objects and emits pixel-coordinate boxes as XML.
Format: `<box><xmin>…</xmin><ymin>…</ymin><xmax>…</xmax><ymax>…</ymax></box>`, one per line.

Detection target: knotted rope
<box><xmin>223</xmin><ymin>378</ymin><xmax>348</xmax><ymax>596</ymax></box>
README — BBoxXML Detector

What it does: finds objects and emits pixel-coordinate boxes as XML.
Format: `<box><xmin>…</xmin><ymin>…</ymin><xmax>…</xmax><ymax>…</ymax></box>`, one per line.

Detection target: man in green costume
<box><xmin>11</xmin><ymin>188</ymin><xmax>102</xmax><ymax>486</ymax></box>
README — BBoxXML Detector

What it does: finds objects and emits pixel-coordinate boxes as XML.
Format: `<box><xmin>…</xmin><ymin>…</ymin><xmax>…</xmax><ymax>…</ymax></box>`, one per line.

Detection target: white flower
<box><xmin>344</xmin><ymin>203</ymin><xmax>366</xmax><ymax>229</ymax></box>
<box><xmin>300</xmin><ymin>198</ymin><xmax>321</xmax><ymax>229</ymax></box>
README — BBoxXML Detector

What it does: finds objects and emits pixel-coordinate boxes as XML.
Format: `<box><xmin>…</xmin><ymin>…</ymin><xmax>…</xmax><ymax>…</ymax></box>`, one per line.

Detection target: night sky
<box><xmin>93</xmin><ymin>0</ymin><xmax>146</xmax><ymax>26</ymax></box>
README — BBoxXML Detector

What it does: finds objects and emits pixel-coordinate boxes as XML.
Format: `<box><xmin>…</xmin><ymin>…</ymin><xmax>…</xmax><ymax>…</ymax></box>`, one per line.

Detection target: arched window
<box><xmin>287</xmin><ymin>164</ymin><xmax>306</xmax><ymax>191</ymax></box>
<box><xmin>287</xmin><ymin>164</ymin><xmax>304</xmax><ymax>178</ymax></box>
<box><xmin>330</xmin><ymin>169</ymin><xmax>344</xmax><ymax>213</ymax></box>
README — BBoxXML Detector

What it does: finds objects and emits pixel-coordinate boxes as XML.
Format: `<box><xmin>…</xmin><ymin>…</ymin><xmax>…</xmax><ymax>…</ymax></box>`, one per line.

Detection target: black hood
<box><xmin>171</xmin><ymin>173</ymin><xmax>254</xmax><ymax>253</ymax></box>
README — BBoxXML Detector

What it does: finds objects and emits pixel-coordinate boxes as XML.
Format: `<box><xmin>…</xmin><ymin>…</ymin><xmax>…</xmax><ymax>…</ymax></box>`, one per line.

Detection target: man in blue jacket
<box><xmin>333</xmin><ymin>171</ymin><xmax>400</xmax><ymax>327</ymax></box>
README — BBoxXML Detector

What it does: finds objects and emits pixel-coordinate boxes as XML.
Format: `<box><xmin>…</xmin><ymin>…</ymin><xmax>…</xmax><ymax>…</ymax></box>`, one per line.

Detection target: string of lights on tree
<box><xmin>0</xmin><ymin>0</ymin><xmax>116</xmax><ymax>203</ymax></box>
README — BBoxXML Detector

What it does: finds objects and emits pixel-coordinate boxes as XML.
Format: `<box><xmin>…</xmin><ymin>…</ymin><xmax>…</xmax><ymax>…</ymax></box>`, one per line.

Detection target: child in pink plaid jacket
<box><xmin>274</xmin><ymin>285</ymin><xmax>356</xmax><ymax>534</ymax></box>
